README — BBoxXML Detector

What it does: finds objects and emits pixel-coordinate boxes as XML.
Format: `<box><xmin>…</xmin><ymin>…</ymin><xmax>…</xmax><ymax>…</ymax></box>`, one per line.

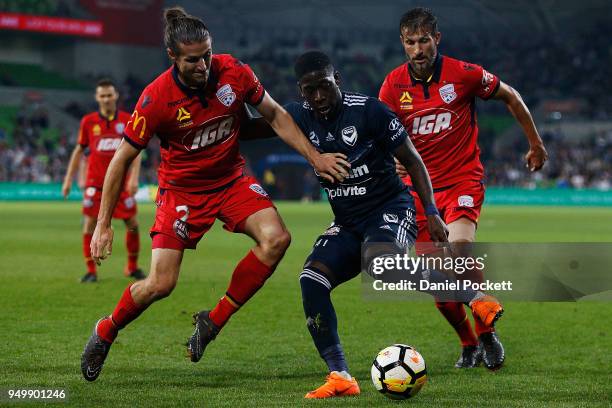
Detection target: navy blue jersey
<box><xmin>285</xmin><ymin>92</ymin><xmax>412</xmax><ymax>226</ymax></box>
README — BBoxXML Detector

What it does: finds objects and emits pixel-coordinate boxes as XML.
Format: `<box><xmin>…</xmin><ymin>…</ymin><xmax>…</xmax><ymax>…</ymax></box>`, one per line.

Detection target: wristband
<box><xmin>425</xmin><ymin>203</ymin><xmax>439</xmax><ymax>216</ymax></box>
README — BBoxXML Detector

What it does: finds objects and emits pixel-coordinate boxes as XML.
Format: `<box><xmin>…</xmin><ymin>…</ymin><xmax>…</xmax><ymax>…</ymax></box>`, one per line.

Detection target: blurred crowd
<box><xmin>1</xmin><ymin>22</ymin><xmax>611</xmax><ymax>195</ymax></box>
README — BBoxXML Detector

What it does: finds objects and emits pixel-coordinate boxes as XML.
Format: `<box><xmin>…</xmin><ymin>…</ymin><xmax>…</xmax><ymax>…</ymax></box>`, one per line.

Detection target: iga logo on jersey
<box><xmin>409</xmin><ymin>108</ymin><xmax>458</xmax><ymax>138</ymax></box>
<box><xmin>458</xmin><ymin>195</ymin><xmax>474</xmax><ymax>207</ymax></box>
<box><xmin>341</xmin><ymin>126</ymin><xmax>358</xmax><ymax>146</ymax></box>
<box><xmin>97</xmin><ymin>138</ymin><xmax>121</xmax><ymax>152</ymax></box>
<box><xmin>183</xmin><ymin>115</ymin><xmax>236</xmax><ymax>151</ymax></box>
<box><xmin>439</xmin><ymin>84</ymin><xmax>457</xmax><ymax>104</ymax></box>
<box><xmin>217</xmin><ymin>84</ymin><xmax>236</xmax><ymax>107</ymax></box>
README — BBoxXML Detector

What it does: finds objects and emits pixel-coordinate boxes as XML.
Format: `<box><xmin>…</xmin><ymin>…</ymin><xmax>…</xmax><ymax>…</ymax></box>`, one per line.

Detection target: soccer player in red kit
<box><xmin>80</xmin><ymin>7</ymin><xmax>350</xmax><ymax>381</ymax></box>
<box><xmin>62</xmin><ymin>78</ymin><xmax>144</xmax><ymax>283</ymax></box>
<box><xmin>380</xmin><ymin>8</ymin><xmax>548</xmax><ymax>370</ymax></box>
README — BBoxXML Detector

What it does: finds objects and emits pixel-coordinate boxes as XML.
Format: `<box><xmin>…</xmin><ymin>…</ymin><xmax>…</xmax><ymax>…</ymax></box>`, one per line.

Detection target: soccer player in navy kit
<box><xmin>285</xmin><ymin>51</ymin><xmax>504</xmax><ymax>399</ymax></box>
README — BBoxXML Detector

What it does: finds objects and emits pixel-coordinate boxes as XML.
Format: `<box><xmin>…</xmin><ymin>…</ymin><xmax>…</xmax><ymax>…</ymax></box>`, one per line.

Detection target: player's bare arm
<box><xmin>493</xmin><ymin>81</ymin><xmax>548</xmax><ymax>171</ymax></box>
<box><xmin>126</xmin><ymin>152</ymin><xmax>142</xmax><ymax>196</ymax></box>
<box><xmin>255</xmin><ymin>92</ymin><xmax>351</xmax><ymax>183</ymax></box>
<box><xmin>61</xmin><ymin>144</ymin><xmax>84</xmax><ymax>199</ymax></box>
<box><xmin>393</xmin><ymin>140</ymin><xmax>448</xmax><ymax>243</ymax></box>
<box><xmin>91</xmin><ymin>140</ymin><xmax>140</xmax><ymax>264</ymax></box>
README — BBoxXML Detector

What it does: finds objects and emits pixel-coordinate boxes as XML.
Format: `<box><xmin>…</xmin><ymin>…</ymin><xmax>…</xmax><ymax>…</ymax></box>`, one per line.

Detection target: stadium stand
<box><xmin>0</xmin><ymin>6</ymin><xmax>610</xmax><ymax>197</ymax></box>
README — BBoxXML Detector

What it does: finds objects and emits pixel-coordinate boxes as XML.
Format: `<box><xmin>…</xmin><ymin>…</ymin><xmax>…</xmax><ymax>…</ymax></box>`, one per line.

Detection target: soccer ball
<box><xmin>371</xmin><ymin>344</ymin><xmax>427</xmax><ymax>400</ymax></box>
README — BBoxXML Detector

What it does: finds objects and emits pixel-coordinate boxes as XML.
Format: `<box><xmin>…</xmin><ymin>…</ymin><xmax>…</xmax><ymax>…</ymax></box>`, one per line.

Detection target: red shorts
<box><xmin>151</xmin><ymin>175</ymin><xmax>274</xmax><ymax>250</ymax></box>
<box><xmin>82</xmin><ymin>186</ymin><xmax>137</xmax><ymax>219</ymax></box>
<box><xmin>413</xmin><ymin>180</ymin><xmax>485</xmax><ymax>245</ymax></box>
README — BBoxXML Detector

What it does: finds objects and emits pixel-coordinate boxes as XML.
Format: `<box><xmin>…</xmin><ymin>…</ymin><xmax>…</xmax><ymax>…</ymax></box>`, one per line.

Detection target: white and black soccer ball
<box><xmin>371</xmin><ymin>344</ymin><xmax>427</xmax><ymax>400</ymax></box>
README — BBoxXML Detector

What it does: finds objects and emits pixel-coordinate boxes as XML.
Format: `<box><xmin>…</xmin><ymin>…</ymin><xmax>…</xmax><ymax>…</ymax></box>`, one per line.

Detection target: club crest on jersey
<box><xmin>308</xmin><ymin>131</ymin><xmax>320</xmax><ymax>147</ymax></box>
<box><xmin>458</xmin><ymin>195</ymin><xmax>474</xmax><ymax>207</ymax></box>
<box><xmin>439</xmin><ymin>84</ymin><xmax>457</xmax><ymax>104</ymax></box>
<box><xmin>341</xmin><ymin>126</ymin><xmax>358</xmax><ymax>146</ymax></box>
<box><xmin>115</xmin><ymin>122</ymin><xmax>125</xmax><ymax>134</ymax></box>
<box><xmin>249</xmin><ymin>183</ymin><xmax>268</xmax><ymax>197</ymax></box>
<box><xmin>216</xmin><ymin>84</ymin><xmax>236</xmax><ymax>107</ymax></box>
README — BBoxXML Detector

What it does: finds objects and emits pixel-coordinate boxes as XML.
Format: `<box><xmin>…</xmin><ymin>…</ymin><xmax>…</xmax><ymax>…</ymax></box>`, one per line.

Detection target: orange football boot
<box><xmin>305</xmin><ymin>371</ymin><xmax>360</xmax><ymax>399</ymax></box>
<box><xmin>470</xmin><ymin>295</ymin><xmax>504</xmax><ymax>327</ymax></box>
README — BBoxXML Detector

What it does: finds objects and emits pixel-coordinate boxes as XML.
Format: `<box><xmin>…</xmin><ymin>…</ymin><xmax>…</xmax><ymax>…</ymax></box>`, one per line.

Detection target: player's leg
<box><xmin>122</xmin><ymin>215</ymin><xmax>145</xmax><ymax>280</ymax></box>
<box><xmin>188</xmin><ymin>177</ymin><xmax>287</xmax><ymax>362</ymax></box>
<box><xmin>301</xmin><ymin>225</ymin><xmax>361</xmax><ymax>398</ymax></box>
<box><xmin>448</xmin><ymin>216</ymin><xmax>505</xmax><ymax>370</ymax></box>
<box><xmin>112</xmin><ymin>191</ymin><xmax>144</xmax><ymax>279</ymax></box>
<box><xmin>81</xmin><ymin>247</ymin><xmax>183</xmax><ymax>381</ymax></box>
<box><xmin>81</xmin><ymin>214</ymin><xmax>98</xmax><ymax>282</ymax></box>
<box><xmin>414</xmin><ymin>189</ymin><xmax>481</xmax><ymax>366</ymax></box>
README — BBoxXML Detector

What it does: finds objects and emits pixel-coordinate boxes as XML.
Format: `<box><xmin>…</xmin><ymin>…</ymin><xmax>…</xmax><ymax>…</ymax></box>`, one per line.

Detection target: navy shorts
<box><xmin>304</xmin><ymin>195</ymin><xmax>417</xmax><ymax>288</ymax></box>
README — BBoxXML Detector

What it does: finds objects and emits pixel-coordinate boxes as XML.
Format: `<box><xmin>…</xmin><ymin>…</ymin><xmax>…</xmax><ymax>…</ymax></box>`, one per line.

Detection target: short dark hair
<box><xmin>294</xmin><ymin>51</ymin><xmax>333</xmax><ymax>80</ymax></box>
<box><xmin>96</xmin><ymin>77</ymin><xmax>116</xmax><ymax>89</ymax></box>
<box><xmin>163</xmin><ymin>6</ymin><xmax>210</xmax><ymax>55</ymax></box>
<box><xmin>399</xmin><ymin>7</ymin><xmax>438</xmax><ymax>35</ymax></box>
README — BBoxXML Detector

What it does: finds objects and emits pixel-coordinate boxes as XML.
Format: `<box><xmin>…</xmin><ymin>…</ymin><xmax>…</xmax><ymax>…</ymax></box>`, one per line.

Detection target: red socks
<box><xmin>209</xmin><ymin>250</ymin><xmax>274</xmax><ymax>328</ymax></box>
<box><xmin>83</xmin><ymin>233</ymin><xmax>96</xmax><ymax>275</ymax></box>
<box><xmin>435</xmin><ymin>301</ymin><xmax>478</xmax><ymax>347</ymax></box>
<box><xmin>126</xmin><ymin>230</ymin><xmax>140</xmax><ymax>273</ymax></box>
<box><xmin>97</xmin><ymin>284</ymin><xmax>145</xmax><ymax>343</ymax></box>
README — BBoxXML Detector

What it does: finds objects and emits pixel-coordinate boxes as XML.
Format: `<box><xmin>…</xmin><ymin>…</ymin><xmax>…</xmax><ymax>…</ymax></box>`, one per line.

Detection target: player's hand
<box><xmin>394</xmin><ymin>158</ymin><xmax>408</xmax><ymax>178</ymax></box>
<box><xmin>525</xmin><ymin>143</ymin><xmax>548</xmax><ymax>172</ymax></box>
<box><xmin>313</xmin><ymin>152</ymin><xmax>351</xmax><ymax>183</ymax></box>
<box><xmin>61</xmin><ymin>181</ymin><xmax>71</xmax><ymax>199</ymax></box>
<box><xmin>427</xmin><ymin>214</ymin><xmax>449</xmax><ymax>244</ymax></box>
<box><xmin>91</xmin><ymin>222</ymin><xmax>114</xmax><ymax>265</ymax></box>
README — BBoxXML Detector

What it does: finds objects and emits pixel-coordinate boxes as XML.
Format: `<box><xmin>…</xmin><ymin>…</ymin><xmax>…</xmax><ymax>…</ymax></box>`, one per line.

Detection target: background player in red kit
<box><xmin>380</xmin><ymin>8</ymin><xmax>548</xmax><ymax>370</ymax></box>
<box><xmin>81</xmin><ymin>7</ymin><xmax>350</xmax><ymax>381</ymax></box>
<box><xmin>62</xmin><ymin>78</ymin><xmax>144</xmax><ymax>283</ymax></box>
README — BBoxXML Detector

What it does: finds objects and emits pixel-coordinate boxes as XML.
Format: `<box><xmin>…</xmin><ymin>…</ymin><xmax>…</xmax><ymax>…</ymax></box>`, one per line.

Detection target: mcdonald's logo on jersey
<box><xmin>128</xmin><ymin>110</ymin><xmax>147</xmax><ymax>139</ymax></box>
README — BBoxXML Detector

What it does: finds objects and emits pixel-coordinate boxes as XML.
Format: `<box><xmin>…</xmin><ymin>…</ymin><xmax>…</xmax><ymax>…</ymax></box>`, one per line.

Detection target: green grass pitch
<box><xmin>0</xmin><ymin>202</ymin><xmax>610</xmax><ymax>407</ymax></box>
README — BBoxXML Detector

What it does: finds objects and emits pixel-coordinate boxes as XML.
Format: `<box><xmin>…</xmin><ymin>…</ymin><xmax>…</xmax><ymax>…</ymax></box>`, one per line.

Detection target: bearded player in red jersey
<box><xmin>80</xmin><ymin>7</ymin><xmax>350</xmax><ymax>381</ymax></box>
<box><xmin>62</xmin><ymin>78</ymin><xmax>145</xmax><ymax>283</ymax></box>
<box><xmin>380</xmin><ymin>8</ymin><xmax>548</xmax><ymax>370</ymax></box>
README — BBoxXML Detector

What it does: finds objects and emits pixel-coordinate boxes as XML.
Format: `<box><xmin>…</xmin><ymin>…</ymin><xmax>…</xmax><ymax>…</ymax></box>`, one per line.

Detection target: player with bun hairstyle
<box><xmin>80</xmin><ymin>6</ymin><xmax>350</xmax><ymax>382</ymax></box>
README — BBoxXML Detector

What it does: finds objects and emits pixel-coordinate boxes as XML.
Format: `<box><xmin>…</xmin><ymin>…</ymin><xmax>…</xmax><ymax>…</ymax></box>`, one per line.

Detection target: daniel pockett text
<box><xmin>369</xmin><ymin>254</ymin><xmax>513</xmax><ymax>292</ymax></box>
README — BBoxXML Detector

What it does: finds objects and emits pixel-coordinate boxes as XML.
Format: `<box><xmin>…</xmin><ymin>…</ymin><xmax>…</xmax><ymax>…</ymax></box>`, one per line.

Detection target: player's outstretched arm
<box><xmin>91</xmin><ymin>140</ymin><xmax>140</xmax><ymax>264</ymax></box>
<box><xmin>493</xmin><ymin>81</ymin><xmax>548</xmax><ymax>171</ymax></box>
<box><xmin>61</xmin><ymin>144</ymin><xmax>84</xmax><ymax>199</ymax></box>
<box><xmin>254</xmin><ymin>92</ymin><xmax>350</xmax><ymax>183</ymax></box>
<box><xmin>394</xmin><ymin>140</ymin><xmax>448</xmax><ymax>243</ymax></box>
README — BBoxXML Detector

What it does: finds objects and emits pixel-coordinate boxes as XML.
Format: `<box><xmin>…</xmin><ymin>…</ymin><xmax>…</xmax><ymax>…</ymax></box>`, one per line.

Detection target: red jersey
<box><xmin>78</xmin><ymin>110</ymin><xmax>131</xmax><ymax>188</ymax></box>
<box><xmin>123</xmin><ymin>54</ymin><xmax>265</xmax><ymax>192</ymax></box>
<box><xmin>379</xmin><ymin>54</ymin><xmax>500</xmax><ymax>189</ymax></box>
